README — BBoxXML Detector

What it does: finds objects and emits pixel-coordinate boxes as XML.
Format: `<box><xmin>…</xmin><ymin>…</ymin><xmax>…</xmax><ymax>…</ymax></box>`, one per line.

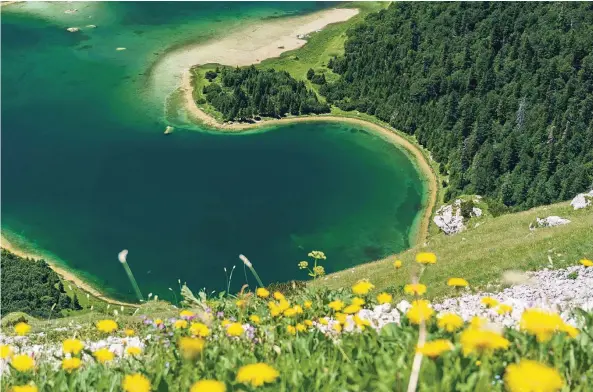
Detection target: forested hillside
<box><xmin>1</xmin><ymin>250</ymin><xmax>81</xmax><ymax>318</ymax></box>
<box><xmin>203</xmin><ymin>66</ymin><xmax>330</xmax><ymax>120</ymax></box>
<box><xmin>321</xmin><ymin>2</ymin><xmax>593</xmax><ymax>209</ymax></box>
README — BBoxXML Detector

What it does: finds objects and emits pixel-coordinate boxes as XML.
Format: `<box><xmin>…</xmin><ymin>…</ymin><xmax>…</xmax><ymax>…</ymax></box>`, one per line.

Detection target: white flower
<box><xmin>118</xmin><ymin>249</ymin><xmax>128</xmax><ymax>263</ymax></box>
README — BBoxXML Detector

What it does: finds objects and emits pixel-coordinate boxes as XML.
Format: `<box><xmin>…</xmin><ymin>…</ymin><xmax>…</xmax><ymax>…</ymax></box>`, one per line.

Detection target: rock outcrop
<box><xmin>570</xmin><ymin>189</ymin><xmax>593</xmax><ymax>210</ymax></box>
<box><xmin>433</xmin><ymin>198</ymin><xmax>482</xmax><ymax>235</ymax></box>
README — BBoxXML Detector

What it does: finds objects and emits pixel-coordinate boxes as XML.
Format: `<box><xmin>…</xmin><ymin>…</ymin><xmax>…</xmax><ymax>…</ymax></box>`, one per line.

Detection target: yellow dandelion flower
<box><xmin>318</xmin><ymin>317</ymin><xmax>329</xmax><ymax>325</ymax></box>
<box><xmin>10</xmin><ymin>385</ymin><xmax>38</xmax><ymax>392</ymax></box>
<box><xmin>416</xmin><ymin>339</ymin><xmax>454</xmax><ymax>358</ymax></box>
<box><xmin>174</xmin><ymin>319</ymin><xmax>188</xmax><ymax>329</ymax></box>
<box><xmin>561</xmin><ymin>323</ymin><xmax>579</xmax><ymax>338</ymax></box>
<box><xmin>353</xmin><ymin>314</ymin><xmax>371</xmax><ymax>329</ymax></box>
<box><xmin>236</xmin><ymin>363</ymin><xmax>279</xmax><ymax>387</ymax></box>
<box><xmin>480</xmin><ymin>297</ymin><xmax>499</xmax><ymax>308</ymax></box>
<box><xmin>352</xmin><ymin>280</ymin><xmax>375</xmax><ymax>295</ymax></box>
<box><xmin>328</xmin><ymin>300</ymin><xmax>344</xmax><ymax>312</ymax></box>
<box><xmin>504</xmin><ymin>360</ymin><xmax>563</xmax><ymax>392</ymax></box>
<box><xmin>406</xmin><ymin>300</ymin><xmax>434</xmax><ymax>325</ymax></box>
<box><xmin>343</xmin><ymin>304</ymin><xmax>361</xmax><ymax>314</ymax></box>
<box><xmin>249</xmin><ymin>315</ymin><xmax>261</xmax><ymax>324</ymax></box>
<box><xmin>256</xmin><ymin>288</ymin><xmax>270</xmax><ymax>298</ymax></box>
<box><xmin>227</xmin><ymin>323</ymin><xmax>244</xmax><ymax>337</ymax></box>
<box><xmin>332</xmin><ymin>323</ymin><xmax>342</xmax><ymax>333</ymax></box>
<box><xmin>93</xmin><ymin>348</ymin><xmax>114</xmax><ymax>363</ymax></box>
<box><xmin>62</xmin><ymin>339</ymin><xmax>84</xmax><ymax>355</ymax></box>
<box><xmin>124</xmin><ymin>329</ymin><xmax>135</xmax><ymax>337</ymax></box>
<box><xmin>11</xmin><ymin>354</ymin><xmax>35</xmax><ymax>372</ymax></box>
<box><xmin>415</xmin><ymin>252</ymin><xmax>437</xmax><ymax>264</ymax></box>
<box><xmin>304</xmin><ymin>319</ymin><xmax>313</xmax><ymax>327</ymax></box>
<box><xmin>335</xmin><ymin>312</ymin><xmax>347</xmax><ymax>324</ymax></box>
<box><xmin>404</xmin><ymin>283</ymin><xmax>427</xmax><ymax>296</ymax></box>
<box><xmin>178</xmin><ymin>337</ymin><xmax>205</xmax><ymax>360</ymax></box>
<box><xmin>96</xmin><ymin>319</ymin><xmax>118</xmax><ymax>333</ymax></box>
<box><xmin>460</xmin><ymin>328</ymin><xmax>510</xmax><ymax>355</ymax></box>
<box><xmin>520</xmin><ymin>309</ymin><xmax>566</xmax><ymax>342</ymax></box>
<box><xmin>393</xmin><ymin>259</ymin><xmax>402</xmax><ymax>269</ymax></box>
<box><xmin>126</xmin><ymin>346</ymin><xmax>142</xmax><ymax>356</ymax></box>
<box><xmin>447</xmin><ymin>277</ymin><xmax>469</xmax><ymax>287</ymax></box>
<box><xmin>62</xmin><ymin>357</ymin><xmax>82</xmax><ymax>372</ymax></box>
<box><xmin>268</xmin><ymin>302</ymin><xmax>281</xmax><ymax>317</ymax></box>
<box><xmin>273</xmin><ymin>292</ymin><xmax>285</xmax><ymax>301</ymax></box>
<box><xmin>295</xmin><ymin>323</ymin><xmax>306</xmax><ymax>332</ymax></box>
<box><xmin>437</xmin><ymin>313</ymin><xmax>464</xmax><ymax>332</ymax></box>
<box><xmin>377</xmin><ymin>292</ymin><xmax>392</xmax><ymax>304</ymax></box>
<box><xmin>122</xmin><ymin>373</ymin><xmax>151</xmax><ymax>392</ymax></box>
<box><xmin>580</xmin><ymin>258</ymin><xmax>593</xmax><ymax>267</ymax></box>
<box><xmin>154</xmin><ymin>319</ymin><xmax>163</xmax><ymax>326</ymax></box>
<box><xmin>497</xmin><ymin>304</ymin><xmax>513</xmax><ymax>315</ymax></box>
<box><xmin>189</xmin><ymin>322</ymin><xmax>210</xmax><ymax>337</ymax></box>
<box><xmin>278</xmin><ymin>299</ymin><xmax>290</xmax><ymax>312</ymax></box>
<box><xmin>303</xmin><ymin>300</ymin><xmax>312</xmax><ymax>309</ymax></box>
<box><xmin>180</xmin><ymin>310</ymin><xmax>195</xmax><ymax>318</ymax></box>
<box><xmin>283</xmin><ymin>307</ymin><xmax>297</xmax><ymax>317</ymax></box>
<box><xmin>235</xmin><ymin>299</ymin><xmax>246</xmax><ymax>308</ymax></box>
<box><xmin>190</xmin><ymin>380</ymin><xmax>226</xmax><ymax>392</ymax></box>
<box><xmin>286</xmin><ymin>325</ymin><xmax>296</xmax><ymax>335</ymax></box>
<box><xmin>351</xmin><ymin>297</ymin><xmax>365</xmax><ymax>306</ymax></box>
<box><xmin>293</xmin><ymin>305</ymin><xmax>303</xmax><ymax>314</ymax></box>
<box><xmin>14</xmin><ymin>322</ymin><xmax>31</xmax><ymax>336</ymax></box>
<box><xmin>221</xmin><ymin>319</ymin><xmax>231</xmax><ymax>327</ymax></box>
<box><xmin>0</xmin><ymin>344</ymin><xmax>14</xmax><ymax>359</ymax></box>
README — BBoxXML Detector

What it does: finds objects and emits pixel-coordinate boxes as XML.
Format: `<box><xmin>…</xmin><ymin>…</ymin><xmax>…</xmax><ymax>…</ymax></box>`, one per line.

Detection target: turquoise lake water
<box><xmin>1</xmin><ymin>2</ymin><xmax>425</xmax><ymax>301</ymax></box>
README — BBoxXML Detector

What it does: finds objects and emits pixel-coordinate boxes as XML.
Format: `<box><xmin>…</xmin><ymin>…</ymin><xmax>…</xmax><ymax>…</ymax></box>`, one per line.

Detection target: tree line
<box><xmin>203</xmin><ymin>66</ymin><xmax>330</xmax><ymax>121</ymax></box>
<box><xmin>1</xmin><ymin>249</ymin><xmax>82</xmax><ymax>318</ymax></box>
<box><xmin>320</xmin><ymin>2</ymin><xmax>593</xmax><ymax>209</ymax></box>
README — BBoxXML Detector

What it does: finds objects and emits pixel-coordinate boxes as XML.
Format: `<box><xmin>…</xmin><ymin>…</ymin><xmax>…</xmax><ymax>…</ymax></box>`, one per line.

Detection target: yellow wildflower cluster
<box><xmin>504</xmin><ymin>360</ymin><xmax>563</xmax><ymax>392</ymax></box>
<box><xmin>406</xmin><ymin>300</ymin><xmax>434</xmax><ymax>325</ymax></box>
<box><xmin>520</xmin><ymin>309</ymin><xmax>578</xmax><ymax>342</ymax></box>
<box><xmin>352</xmin><ymin>280</ymin><xmax>375</xmax><ymax>295</ymax></box>
<box><xmin>416</xmin><ymin>339</ymin><xmax>454</xmax><ymax>358</ymax></box>
<box><xmin>437</xmin><ymin>313</ymin><xmax>464</xmax><ymax>332</ymax></box>
<box><xmin>236</xmin><ymin>363</ymin><xmax>280</xmax><ymax>387</ymax></box>
<box><xmin>404</xmin><ymin>283</ymin><xmax>427</xmax><ymax>296</ymax></box>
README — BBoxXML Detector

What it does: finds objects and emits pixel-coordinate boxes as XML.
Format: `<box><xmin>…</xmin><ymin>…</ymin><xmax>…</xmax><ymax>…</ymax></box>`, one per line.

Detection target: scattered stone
<box><xmin>535</xmin><ymin>216</ymin><xmax>571</xmax><ymax>228</ymax></box>
<box><xmin>116</xmin><ymin>47</ymin><xmax>127</xmax><ymax>51</ymax></box>
<box><xmin>434</xmin><ymin>265</ymin><xmax>593</xmax><ymax>327</ymax></box>
<box><xmin>64</xmin><ymin>9</ymin><xmax>78</xmax><ymax>14</ymax></box>
<box><xmin>86</xmin><ymin>24</ymin><xmax>97</xmax><ymax>29</ymax></box>
<box><xmin>66</xmin><ymin>27</ymin><xmax>80</xmax><ymax>33</ymax></box>
<box><xmin>472</xmin><ymin>207</ymin><xmax>482</xmax><ymax>217</ymax></box>
<box><xmin>164</xmin><ymin>126</ymin><xmax>174</xmax><ymax>135</ymax></box>
<box><xmin>570</xmin><ymin>189</ymin><xmax>593</xmax><ymax>210</ymax></box>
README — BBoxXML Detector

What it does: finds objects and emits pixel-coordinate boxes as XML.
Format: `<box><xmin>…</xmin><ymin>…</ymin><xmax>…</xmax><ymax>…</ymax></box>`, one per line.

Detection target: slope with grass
<box><xmin>314</xmin><ymin>200</ymin><xmax>593</xmax><ymax>300</ymax></box>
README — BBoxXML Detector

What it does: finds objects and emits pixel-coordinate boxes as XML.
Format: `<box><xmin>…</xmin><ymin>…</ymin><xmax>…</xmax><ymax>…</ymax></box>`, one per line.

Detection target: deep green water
<box><xmin>1</xmin><ymin>2</ymin><xmax>425</xmax><ymax>301</ymax></box>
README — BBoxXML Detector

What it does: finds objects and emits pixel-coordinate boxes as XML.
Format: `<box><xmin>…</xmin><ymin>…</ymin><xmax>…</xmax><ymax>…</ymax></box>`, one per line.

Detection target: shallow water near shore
<box><xmin>1</xmin><ymin>2</ymin><xmax>425</xmax><ymax>301</ymax></box>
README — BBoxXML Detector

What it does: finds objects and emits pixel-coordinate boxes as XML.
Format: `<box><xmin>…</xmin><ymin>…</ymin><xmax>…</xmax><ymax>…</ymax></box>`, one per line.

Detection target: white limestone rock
<box><xmin>433</xmin><ymin>200</ymin><xmax>465</xmax><ymax>235</ymax></box>
<box><xmin>536</xmin><ymin>216</ymin><xmax>571</xmax><ymax>228</ymax></box>
<box><xmin>570</xmin><ymin>190</ymin><xmax>593</xmax><ymax>210</ymax></box>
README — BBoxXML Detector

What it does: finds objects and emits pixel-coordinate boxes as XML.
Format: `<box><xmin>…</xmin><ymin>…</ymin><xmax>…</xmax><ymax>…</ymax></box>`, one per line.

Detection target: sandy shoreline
<box><xmin>0</xmin><ymin>1</ymin><xmax>22</xmax><ymax>7</ymax></box>
<box><xmin>1</xmin><ymin>235</ymin><xmax>139</xmax><ymax>307</ymax></box>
